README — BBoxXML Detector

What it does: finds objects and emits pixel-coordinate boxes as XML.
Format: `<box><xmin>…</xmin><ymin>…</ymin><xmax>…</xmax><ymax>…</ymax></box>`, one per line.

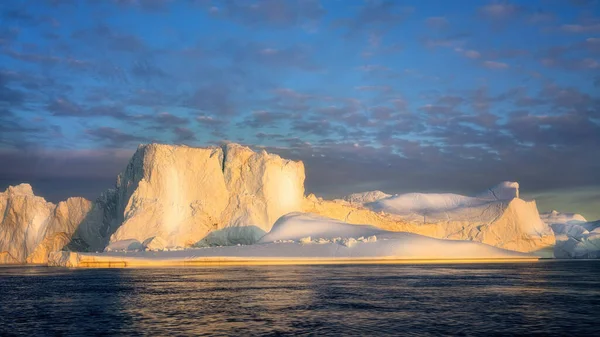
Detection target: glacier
<box><xmin>1</xmin><ymin>142</ymin><xmax>597</xmax><ymax>266</ymax></box>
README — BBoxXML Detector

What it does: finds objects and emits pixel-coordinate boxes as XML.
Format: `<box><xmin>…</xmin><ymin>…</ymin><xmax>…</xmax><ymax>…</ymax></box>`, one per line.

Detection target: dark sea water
<box><xmin>1</xmin><ymin>261</ymin><xmax>599</xmax><ymax>336</ymax></box>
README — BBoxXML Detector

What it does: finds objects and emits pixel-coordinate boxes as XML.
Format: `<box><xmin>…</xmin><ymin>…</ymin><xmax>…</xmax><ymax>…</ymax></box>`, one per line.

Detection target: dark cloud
<box><xmin>71</xmin><ymin>24</ymin><xmax>147</xmax><ymax>53</ymax></box>
<box><xmin>338</xmin><ymin>1</ymin><xmax>413</xmax><ymax>33</ymax></box>
<box><xmin>226</xmin><ymin>41</ymin><xmax>320</xmax><ymax>71</ymax></box>
<box><xmin>184</xmin><ymin>85</ymin><xmax>237</xmax><ymax>116</ymax></box>
<box><xmin>239</xmin><ymin>110</ymin><xmax>291</xmax><ymax>128</ymax></box>
<box><xmin>85</xmin><ymin>127</ymin><xmax>151</xmax><ymax>146</ymax></box>
<box><xmin>154</xmin><ymin>112</ymin><xmax>188</xmax><ymax>126</ymax></box>
<box><xmin>114</xmin><ymin>0</ymin><xmax>173</xmax><ymax>12</ymax></box>
<box><xmin>210</xmin><ymin>0</ymin><xmax>325</xmax><ymax>28</ymax></box>
<box><xmin>172</xmin><ymin>126</ymin><xmax>196</xmax><ymax>142</ymax></box>
<box><xmin>131</xmin><ymin>59</ymin><xmax>168</xmax><ymax>80</ymax></box>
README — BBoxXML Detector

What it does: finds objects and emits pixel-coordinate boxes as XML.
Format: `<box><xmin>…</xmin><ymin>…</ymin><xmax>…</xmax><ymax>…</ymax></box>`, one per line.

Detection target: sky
<box><xmin>0</xmin><ymin>0</ymin><xmax>599</xmax><ymax>219</ymax></box>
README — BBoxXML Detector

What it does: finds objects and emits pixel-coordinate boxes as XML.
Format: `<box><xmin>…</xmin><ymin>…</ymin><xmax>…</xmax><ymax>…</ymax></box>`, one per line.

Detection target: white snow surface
<box><xmin>366</xmin><ymin>181</ymin><xmax>520</xmax><ymax>222</ymax></box>
<box><xmin>49</xmin><ymin>213</ymin><xmax>535</xmax><ymax>267</ymax></box>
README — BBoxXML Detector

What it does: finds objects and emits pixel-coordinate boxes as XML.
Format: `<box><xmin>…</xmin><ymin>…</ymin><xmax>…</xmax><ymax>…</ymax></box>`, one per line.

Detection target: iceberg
<box><xmin>540</xmin><ymin>211</ymin><xmax>600</xmax><ymax>258</ymax></box>
<box><xmin>48</xmin><ymin>213</ymin><xmax>536</xmax><ymax>267</ymax></box>
<box><xmin>307</xmin><ymin>182</ymin><xmax>555</xmax><ymax>256</ymax></box>
<box><xmin>108</xmin><ymin>143</ymin><xmax>305</xmax><ymax>248</ymax></box>
<box><xmin>0</xmin><ymin>184</ymin><xmax>108</xmax><ymax>264</ymax></box>
<box><xmin>2</xmin><ymin>143</ymin><xmax>596</xmax><ymax>265</ymax></box>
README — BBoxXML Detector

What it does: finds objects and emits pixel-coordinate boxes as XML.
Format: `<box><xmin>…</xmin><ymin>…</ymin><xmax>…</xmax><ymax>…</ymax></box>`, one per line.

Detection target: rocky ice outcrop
<box><xmin>108</xmin><ymin>143</ymin><xmax>305</xmax><ymax>248</ymax></box>
<box><xmin>306</xmin><ymin>182</ymin><xmax>555</xmax><ymax>256</ymax></box>
<box><xmin>540</xmin><ymin>211</ymin><xmax>600</xmax><ymax>258</ymax></box>
<box><xmin>343</xmin><ymin>190</ymin><xmax>391</xmax><ymax>204</ymax></box>
<box><xmin>540</xmin><ymin>210</ymin><xmax>587</xmax><ymax>225</ymax></box>
<box><xmin>0</xmin><ymin>184</ymin><xmax>109</xmax><ymax>264</ymax></box>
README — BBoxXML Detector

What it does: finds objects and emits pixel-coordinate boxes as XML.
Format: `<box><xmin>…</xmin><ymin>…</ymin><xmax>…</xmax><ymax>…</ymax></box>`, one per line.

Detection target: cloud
<box><xmin>211</xmin><ymin>0</ymin><xmax>325</xmax><ymax>28</ymax></box>
<box><xmin>559</xmin><ymin>23</ymin><xmax>600</xmax><ymax>33</ymax></box>
<box><xmin>425</xmin><ymin>16</ymin><xmax>448</xmax><ymax>29</ymax></box>
<box><xmin>338</xmin><ymin>1</ymin><xmax>413</xmax><ymax>33</ymax></box>
<box><xmin>71</xmin><ymin>24</ymin><xmax>147</xmax><ymax>53</ymax></box>
<box><xmin>423</xmin><ymin>34</ymin><xmax>469</xmax><ymax>48</ymax></box>
<box><xmin>478</xmin><ymin>2</ymin><xmax>522</xmax><ymax>20</ymax></box>
<box><xmin>455</xmin><ymin>48</ymin><xmax>481</xmax><ymax>59</ymax></box>
<box><xmin>155</xmin><ymin>112</ymin><xmax>188</xmax><ymax>126</ymax></box>
<box><xmin>184</xmin><ymin>85</ymin><xmax>237</xmax><ymax>116</ymax></box>
<box><xmin>229</xmin><ymin>42</ymin><xmax>320</xmax><ymax>71</ymax></box>
<box><xmin>114</xmin><ymin>0</ymin><xmax>173</xmax><ymax>12</ymax></box>
<box><xmin>85</xmin><ymin>127</ymin><xmax>150</xmax><ymax>146</ymax></box>
<box><xmin>528</xmin><ymin>11</ymin><xmax>555</xmax><ymax>24</ymax></box>
<box><xmin>239</xmin><ymin>110</ymin><xmax>290</xmax><ymax>128</ymax></box>
<box><xmin>172</xmin><ymin>126</ymin><xmax>196</xmax><ymax>142</ymax></box>
<box><xmin>483</xmin><ymin>60</ymin><xmax>510</xmax><ymax>69</ymax></box>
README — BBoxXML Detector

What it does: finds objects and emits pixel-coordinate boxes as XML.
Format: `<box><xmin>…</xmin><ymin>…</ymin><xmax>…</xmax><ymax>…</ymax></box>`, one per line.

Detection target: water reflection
<box><xmin>1</xmin><ymin>262</ymin><xmax>599</xmax><ymax>336</ymax></box>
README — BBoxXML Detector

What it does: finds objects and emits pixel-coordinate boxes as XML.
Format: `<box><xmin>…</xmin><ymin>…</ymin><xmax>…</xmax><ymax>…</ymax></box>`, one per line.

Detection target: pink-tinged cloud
<box><xmin>455</xmin><ymin>48</ymin><xmax>481</xmax><ymax>59</ymax></box>
<box><xmin>478</xmin><ymin>3</ymin><xmax>520</xmax><ymax>19</ymax></box>
<box><xmin>560</xmin><ymin>23</ymin><xmax>600</xmax><ymax>33</ymax></box>
<box><xmin>483</xmin><ymin>60</ymin><xmax>509</xmax><ymax>69</ymax></box>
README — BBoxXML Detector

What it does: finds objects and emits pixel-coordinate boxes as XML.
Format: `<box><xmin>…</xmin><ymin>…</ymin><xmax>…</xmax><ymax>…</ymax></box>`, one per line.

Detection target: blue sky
<box><xmin>1</xmin><ymin>0</ymin><xmax>599</xmax><ymax>219</ymax></box>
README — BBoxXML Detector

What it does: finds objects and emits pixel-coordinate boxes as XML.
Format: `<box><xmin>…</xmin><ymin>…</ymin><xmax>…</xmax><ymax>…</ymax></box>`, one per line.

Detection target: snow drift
<box><xmin>48</xmin><ymin>213</ymin><xmax>535</xmax><ymax>267</ymax></box>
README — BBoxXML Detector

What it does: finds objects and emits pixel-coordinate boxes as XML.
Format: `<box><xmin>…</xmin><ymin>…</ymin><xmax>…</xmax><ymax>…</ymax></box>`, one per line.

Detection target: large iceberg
<box><xmin>2</xmin><ymin>143</ymin><xmax>596</xmax><ymax>265</ymax></box>
<box><xmin>108</xmin><ymin>143</ymin><xmax>305</xmax><ymax>248</ymax></box>
<box><xmin>48</xmin><ymin>213</ymin><xmax>536</xmax><ymax>267</ymax></box>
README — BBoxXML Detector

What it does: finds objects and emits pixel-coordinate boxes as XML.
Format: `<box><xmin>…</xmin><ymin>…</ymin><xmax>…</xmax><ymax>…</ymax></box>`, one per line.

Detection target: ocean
<box><xmin>1</xmin><ymin>261</ymin><xmax>599</xmax><ymax>336</ymax></box>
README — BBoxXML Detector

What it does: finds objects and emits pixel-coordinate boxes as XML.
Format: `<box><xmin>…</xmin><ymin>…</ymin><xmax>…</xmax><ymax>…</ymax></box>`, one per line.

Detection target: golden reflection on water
<box><xmin>1</xmin><ymin>261</ymin><xmax>600</xmax><ymax>336</ymax></box>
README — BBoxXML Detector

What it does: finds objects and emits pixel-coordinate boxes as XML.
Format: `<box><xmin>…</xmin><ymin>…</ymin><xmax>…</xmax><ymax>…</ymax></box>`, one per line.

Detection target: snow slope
<box><xmin>49</xmin><ymin>213</ymin><xmax>535</xmax><ymax>267</ymax></box>
<box><xmin>323</xmin><ymin>182</ymin><xmax>555</xmax><ymax>256</ymax></box>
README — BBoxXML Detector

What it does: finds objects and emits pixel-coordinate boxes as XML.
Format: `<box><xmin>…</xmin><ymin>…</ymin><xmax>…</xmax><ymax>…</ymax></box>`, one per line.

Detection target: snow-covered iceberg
<box><xmin>48</xmin><ymin>213</ymin><xmax>536</xmax><ymax>267</ymax></box>
<box><xmin>307</xmin><ymin>182</ymin><xmax>555</xmax><ymax>256</ymax></box>
<box><xmin>540</xmin><ymin>211</ymin><xmax>600</xmax><ymax>258</ymax></box>
<box><xmin>2</xmin><ymin>142</ymin><xmax>597</xmax><ymax>265</ymax></box>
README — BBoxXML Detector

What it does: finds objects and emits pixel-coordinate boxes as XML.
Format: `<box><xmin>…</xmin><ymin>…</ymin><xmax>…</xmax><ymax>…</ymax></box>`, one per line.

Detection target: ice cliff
<box><xmin>0</xmin><ymin>184</ymin><xmax>109</xmax><ymax>263</ymax></box>
<box><xmin>108</xmin><ymin>143</ymin><xmax>305</xmax><ymax>248</ymax></box>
